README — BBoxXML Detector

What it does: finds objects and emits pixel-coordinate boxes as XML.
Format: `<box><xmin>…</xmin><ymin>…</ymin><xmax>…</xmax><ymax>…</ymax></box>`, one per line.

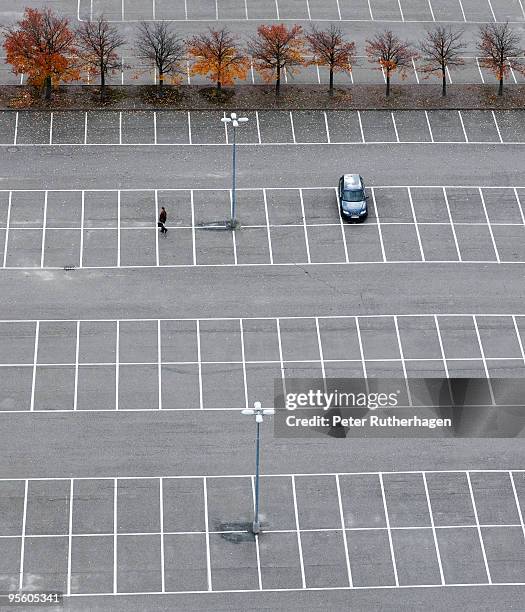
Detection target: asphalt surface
<box><xmin>2</xmin><ymin>1</ymin><xmax>525</xmax><ymax>610</ymax></box>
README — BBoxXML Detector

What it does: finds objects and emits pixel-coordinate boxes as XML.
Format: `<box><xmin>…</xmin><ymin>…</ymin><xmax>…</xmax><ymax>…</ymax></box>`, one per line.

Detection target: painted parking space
<box><xmin>1</xmin><ymin>469</ymin><xmax>525</xmax><ymax>596</ymax></box>
<box><xmin>1</xmin><ymin>186</ymin><xmax>524</xmax><ymax>269</ymax></box>
<box><xmin>1</xmin><ymin>313</ymin><xmax>525</xmax><ymax>412</ymax></box>
<box><xmin>2</xmin><ymin>110</ymin><xmax>524</xmax><ymax>146</ymax></box>
<box><xmin>76</xmin><ymin>0</ymin><xmax>525</xmax><ymax>22</ymax></box>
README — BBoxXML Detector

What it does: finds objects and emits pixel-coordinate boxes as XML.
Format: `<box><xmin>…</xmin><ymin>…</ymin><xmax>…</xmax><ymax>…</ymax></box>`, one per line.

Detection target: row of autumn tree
<box><xmin>3</xmin><ymin>8</ymin><xmax>525</xmax><ymax>101</ymax></box>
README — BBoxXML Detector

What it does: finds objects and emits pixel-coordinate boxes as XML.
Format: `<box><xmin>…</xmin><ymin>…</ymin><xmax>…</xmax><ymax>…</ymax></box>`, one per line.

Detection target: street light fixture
<box><xmin>221</xmin><ymin>112</ymin><xmax>248</xmax><ymax>229</ymax></box>
<box><xmin>241</xmin><ymin>401</ymin><xmax>275</xmax><ymax>535</ymax></box>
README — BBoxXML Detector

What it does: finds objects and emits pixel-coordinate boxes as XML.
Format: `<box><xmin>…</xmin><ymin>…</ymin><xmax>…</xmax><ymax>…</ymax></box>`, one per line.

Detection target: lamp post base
<box><xmin>227</xmin><ymin>218</ymin><xmax>240</xmax><ymax>230</ymax></box>
<box><xmin>252</xmin><ymin>521</ymin><xmax>261</xmax><ymax>535</ymax></box>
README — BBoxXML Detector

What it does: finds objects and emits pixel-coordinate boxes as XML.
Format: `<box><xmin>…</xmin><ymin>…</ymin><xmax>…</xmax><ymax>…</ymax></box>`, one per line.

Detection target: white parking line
<box><xmin>336</xmin><ymin>0</ymin><xmax>342</xmax><ymax>20</ymax></box>
<box><xmin>115</xmin><ymin>321</ymin><xmax>120</xmax><ymax>411</ymax></box>
<box><xmin>324</xmin><ymin>111</ymin><xmax>331</xmax><ymax>143</ymax></box>
<box><xmin>442</xmin><ymin>187</ymin><xmax>462</xmax><ymax>261</ymax></box>
<box><xmin>291</xmin><ymin>475</ymin><xmax>306</xmax><ymax>589</ymax></box>
<box><xmin>255</xmin><ymin>111</ymin><xmax>262</xmax><ymax>144</ymax></box>
<box><xmin>458</xmin><ymin>0</ymin><xmax>467</xmax><ymax>21</ymax></box>
<box><xmin>18</xmin><ymin>479</ymin><xmax>28</xmax><ymax>590</ymax></box>
<box><xmin>2</xmin><ymin>191</ymin><xmax>12</xmax><ymax>268</ymax></box>
<box><xmin>153</xmin><ymin>111</ymin><xmax>157</xmax><ymax>145</ymax></box>
<box><xmin>157</xmin><ymin>319</ymin><xmax>162</xmax><ymax>410</ymax></box>
<box><xmin>391</xmin><ymin>112</ymin><xmax>400</xmax><ymax>142</ymax></box>
<box><xmin>29</xmin><ymin>321</ymin><xmax>39</xmax><ymax>412</ymax></box>
<box><xmin>357</xmin><ymin>110</ymin><xmax>365</xmax><ymax>142</ymax></box>
<box><xmin>466</xmin><ymin>471</ymin><xmax>492</xmax><ymax>584</ymax></box>
<box><xmin>244</xmin><ymin>0</ymin><xmax>249</xmax><ymax>19</ymax></box>
<box><xmin>73</xmin><ymin>321</ymin><xmax>80</xmax><ymax>411</ymax></box>
<box><xmin>117</xmin><ymin>190</ymin><xmax>121</xmax><ymax>267</ymax></box>
<box><xmin>335</xmin><ymin>474</ymin><xmax>353</xmax><ymax>587</ymax></box>
<box><xmin>476</xmin><ymin>58</ymin><xmax>485</xmax><ymax>83</ymax></box>
<box><xmin>367</xmin><ymin>0</ymin><xmax>374</xmax><ymax>19</ymax></box>
<box><xmin>159</xmin><ymin>477</ymin><xmax>165</xmax><ymax>592</ymax></box>
<box><xmin>412</xmin><ymin>58</ymin><xmax>420</xmax><ymax>84</ymax></box>
<box><xmin>486</xmin><ymin>0</ymin><xmax>497</xmax><ymax>21</ymax></box>
<box><xmin>425</xmin><ymin>111</ymin><xmax>434</xmax><ymax>142</ymax></box>
<box><xmin>299</xmin><ymin>189</ymin><xmax>311</xmax><ymax>263</ymax></box>
<box><xmin>371</xmin><ymin>188</ymin><xmax>386</xmax><ymax>262</ymax></box>
<box><xmin>289</xmin><ymin>111</ymin><xmax>297</xmax><ymax>144</ymax></box>
<box><xmin>187</xmin><ymin>111</ymin><xmax>192</xmax><ymax>144</ymax></box>
<box><xmin>263</xmin><ymin>188</ymin><xmax>274</xmax><ymax>265</ymax></box>
<box><xmin>155</xmin><ymin>189</ymin><xmax>159</xmax><ymax>266</ymax></box>
<box><xmin>458</xmin><ymin>110</ymin><xmax>468</xmax><ymax>142</ymax></box>
<box><xmin>478</xmin><ymin>188</ymin><xmax>500</xmax><ymax>263</ymax></box>
<box><xmin>203</xmin><ymin>477</ymin><xmax>212</xmax><ymax>591</ymax></box>
<box><xmin>492</xmin><ymin>111</ymin><xmax>503</xmax><ymax>143</ymax></box>
<box><xmin>514</xmin><ymin>188</ymin><xmax>525</xmax><ymax>227</ymax></box>
<box><xmin>275</xmin><ymin>0</ymin><xmax>280</xmax><ymax>20</ymax></box>
<box><xmin>13</xmin><ymin>112</ymin><xmax>18</xmax><ymax>145</ymax></box>
<box><xmin>79</xmin><ymin>190</ymin><xmax>85</xmax><ymax>268</ymax></box>
<box><xmin>379</xmin><ymin>473</ymin><xmax>399</xmax><ymax>587</ymax></box>
<box><xmin>427</xmin><ymin>0</ymin><xmax>436</xmax><ymax>21</ymax></box>
<box><xmin>40</xmin><ymin>191</ymin><xmax>48</xmax><ymax>268</ymax></box>
<box><xmin>472</xmin><ymin>315</ymin><xmax>496</xmax><ymax>403</ymax></box>
<box><xmin>239</xmin><ymin>319</ymin><xmax>249</xmax><ymax>409</ymax></box>
<box><xmin>190</xmin><ymin>190</ymin><xmax>197</xmax><ymax>265</ymax></box>
<box><xmin>184</xmin><ymin>0</ymin><xmax>188</xmax><ymax>20</ymax></box>
<box><xmin>422</xmin><ymin>472</ymin><xmax>445</xmax><ymax>585</ymax></box>
<box><xmin>67</xmin><ymin>479</ymin><xmax>73</xmax><ymax>596</ymax></box>
<box><xmin>49</xmin><ymin>112</ymin><xmax>54</xmax><ymax>145</ymax></box>
<box><xmin>113</xmin><ymin>478</ymin><xmax>118</xmax><ymax>594</ymax></box>
<box><xmin>397</xmin><ymin>0</ymin><xmax>405</xmax><ymax>21</ymax></box>
<box><xmin>335</xmin><ymin>188</ymin><xmax>350</xmax><ymax>263</ymax></box>
<box><xmin>407</xmin><ymin>187</ymin><xmax>425</xmax><ymax>261</ymax></box>
<box><xmin>509</xmin><ymin>471</ymin><xmax>525</xmax><ymax>547</ymax></box>
<box><xmin>215</xmin><ymin>0</ymin><xmax>219</xmax><ymax>20</ymax></box>
<box><xmin>251</xmin><ymin>476</ymin><xmax>263</xmax><ymax>590</ymax></box>
<box><xmin>84</xmin><ymin>112</ymin><xmax>88</xmax><ymax>145</ymax></box>
<box><xmin>196</xmin><ymin>320</ymin><xmax>203</xmax><ymax>410</ymax></box>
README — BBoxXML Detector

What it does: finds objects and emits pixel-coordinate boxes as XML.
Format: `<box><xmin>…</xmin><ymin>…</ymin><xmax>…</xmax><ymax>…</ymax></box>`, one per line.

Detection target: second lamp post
<box><xmin>221</xmin><ymin>112</ymin><xmax>248</xmax><ymax>229</ymax></box>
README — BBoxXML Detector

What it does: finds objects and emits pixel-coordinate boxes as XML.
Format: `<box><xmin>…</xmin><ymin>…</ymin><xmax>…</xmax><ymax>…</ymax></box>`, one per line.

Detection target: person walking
<box><xmin>158</xmin><ymin>206</ymin><xmax>168</xmax><ymax>235</ymax></box>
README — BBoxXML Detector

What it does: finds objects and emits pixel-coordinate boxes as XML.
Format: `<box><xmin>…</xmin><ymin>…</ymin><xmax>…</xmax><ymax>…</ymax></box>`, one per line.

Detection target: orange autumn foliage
<box><xmin>187</xmin><ymin>28</ymin><xmax>249</xmax><ymax>90</ymax></box>
<box><xmin>3</xmin><ymin>8</ymin><xmax>79</xmax><ymax>97</ymax></box>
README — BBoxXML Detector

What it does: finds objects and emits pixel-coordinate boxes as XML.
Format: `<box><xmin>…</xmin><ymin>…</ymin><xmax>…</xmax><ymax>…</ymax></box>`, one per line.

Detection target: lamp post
<box><xmin>241</xmin><ymin>401</ymin><xmax>275</xmax><ymax>534</ymax></box>
<box><xmin>221</xmin><ymin>112</ymin><xmax>248</xmax><ymax>229</ymax></box>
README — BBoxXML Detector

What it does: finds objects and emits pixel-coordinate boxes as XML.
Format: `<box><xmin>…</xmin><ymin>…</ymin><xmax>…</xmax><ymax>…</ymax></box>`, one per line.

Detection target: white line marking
<box><xmin>113</xmin><ymin>478</ymin><xmax>118</xmax><ymax>594</ymax></box>
<box><xmin>324</xmin><ymin>111</ymin><xmax>331</xmax><ymax>143</ymax></box>
<box><xmin>335</xmin><ymin>187</ymin><xmax>349</xmax><ymax>263</ymax></box>
<box><xmin>394</xmin><ymin>315</ymin><xmax>411</xmax><ymax>404</ymax></box>
<box><xmin>263</xmin><ymin>188</ymin><xmax>274</xmax><ymax>264</ymax></box>
<box><xmin>215</xmin><ymin>0</ymin><xmax>219</xmax><ymax>20</ymax></box>
<box><xmin>13</xmin><ymin>112</ymin><xmax>18</xmax><ymax>145</ymax></box>
<box><xmin>251</xmin><ymin>476</ymin><xmax>263</xmax><ymax>590</ymax></box>
<box><xmin>518</xmin><ymin>0</ymin><xmax>525</xmax><ymax>19</ymax></box>
<box><xmin>476</xmin><ymin>57</ymin><xmax>485</xmax><ymax>83</ymax></box>
<box><xmin>196</xmin><ymin>320</ymin><xmax>203</xmax><ymax>410</ymax></box>
<box><xmin>466</xmin><ymin>472</ymin><xmax>492</xmax><ymax>584</ymax></box>
<box><xmin>397</xmin><ymin>0</ymin><xmax>405</xmax><ymax>21</ymax></box>
<box><xmin>73</xmin><ymin>321</ymin><xmax>80</xmax><ymax>411</ymax></box>
<box><xmin>155</xmin><ymin>189</ymin><xmax>159</xmax><ymax>267</ymax></box>
<box><xmin>255</xmin><ymin>111</ymin><xmax>262</xmax><ymax>144</ymax></box>
<box><xmin>223</xmin><ymin>111</ymin><xmax>229</xmax><ymax>144</ymax></box>
<box><xmin>121</xmin><ymin>0</ymin><xmax>124</xmax><ymax>20</ymax></box>
<box><xmin>187</xmin><ymin>111</ymin><xmax>192</xmax><ymax>144</ymax></box>
<box><xmin>276</xmin><ymin>319</ymin><xmax>286</xmax><ymax>398</ymax></box>
<box><xmin>291</xmin><ymin>476</ymin><xmax>306</xmax><ymax>589</ymax></box>
<box><xmin>190</xmin><ymin>189</ymin><xmax>196</xmax><ymax>265</ymax></box>
<box><xmin>427</xmin><ymin>0</ymin><xmax>436</xmax><ymax>21</ymax></box>
<box><xmin>157</xmin><ymin>319</ymin><xmax>162</xmax><ymax>410</ymax></box>
<box><xmin>40</xmin><ymin>190</ymin><xmax>48</xmax><ymax>268</ymax></box>
<box><xmin>84</xmin><ymin>112</ymin><xmax>88</xmax><ymax>145</ymax></box>
<box><xmin>244</xmin><ymin>0</ymin><xmax>249</xmax><ymax>19</ymax></box>
<box><xmin>289</xmin><ymin>112</ymin><xmax>297</xmax><ymax>144</ymax></box>
<box><xmin>299</xmin><ymin>189</ymin><xmax>311</xmax><ymax>263</ymax></box>
<box><xmin>472</xmin><ymin>315</ymin><xmax>496</xmax><ymax>404</ymax></box>
<box><xmin>422</xmin><ymin>472</ymin><xmax>445</xmax><ymax>585</ymax></box>
<box><xmin>117</xmin><ymin>190</ymin><xmax>121</xmax><ymax>267</ymax></box>
<box><xmin>29</xmin><ymin>321</ymin><xmax>39</xmax><ymax>412</ymax></box>
<box><xmin>159</xmin><ymin>477</ymin><xmax>165</xmax><ymax>592</ymax></box>
<box><xmin>203</xmin><ymin>477</ymin><xmax>212</xmax><ymax>591</ymax></box>
<box><xmin>184</xmin><ymin>0</ymin><xmax>188</xmax><ymax>20</ymax></box>
<box><xmin>412</xmin><ymin>58</ymin><xmax>420</xmax><ymax>84</ymax></box>
<box><xmin>379</xmin><ymin>473</ymin><xmax>399</xmax><ymax>586</ymax></box>
<box><xmin>478</xmin><ymin>188</ymin><xmax>500</xmax><ymax>263</ymax></box>
<box><xmin>391</xmin><ymin>112</ymin><xmax>400</xmax><ymax>142</ymax></box>
<box><xmin>492</xmin><ymin>111</ymin><xmax>503</xmax><ymax>143</ymax></box>
<box><xmin>67</xmin><ymin>479</ymin><xmax>73</xmax><ymax>595</ymax></box>
<box><xmin>119</xmin><ymin>111</ymin><xmax>122</xmax><ymax>145</ymax></box>
<box><xmin>275</xmin><ymin>0</ymin><xmax>280</xmax><ymax>20</ymax></box>
<box><xmin>442</xmin><ymin>187</ymin><xmax>462</xmax><ymax>261</ymax></box>
<box><xmin>357</xmin><ymin>111</ymin><xmax>365</xmax><ymax>142</ymax></box>
<box><xmin>407</xmin><ymin>187</ymin><xmax>425</xmax><ymax>261</ymax></box>
<box><xmin>315</xmin><ymin>317</ymin><xmax>326</xmax><ymax>381</ymax></box>
<box><xmin>336</xmin><ymin>0</ymin><xmax>342</xmax><ymax>20</ymax></box>
<box><xmin>486</xmin><ymin>0</ymin><xmax>497</xmax><ymax>22</ymax></box>
<box><xmin>434</xmin><ymin>314</ymin><xmax>450</xmax><ymax>378</ymax></box>
<box><xmin>355</xmin><ymin>316</ymin><xmax>368</xmax><ymax>379</ymax></box>
<box><xmin>458</xmin><ymin>110</ymin><xmax>468</xmax><ymax>142</ymax></box>
<box><xmin>458</xmin><ymin>0</ymin><xmax>466</xmax><ymax>21</ymax></box>
<box><xmin>153</xmin><ymin>111</ymin><xmax>157</xmax><ymax>145</ymax></box>
<box><xmin>49</xmin><ymin>112</ymin><xmax>53</xmax><ymax>145</ymax></box>
<box><xmin>425</xmin><ymin>111</ymin><xmax>434</xmax><ymax>142</ymax></box>
<box><xmin>115</xmin><ymin>321</ymin><xmax>120</xmax><ymax>411</ymax></box>
<box><xmin>239</xmin><ymin>319</ymin><xmax>249</xmax><ymax>409</ymax></box>
<box><xmin>79</xmin><ymin>191</ymin><xmax>85</xmax><ymax>268</ymax></box>
<box><xmin>371</xmin><ymin>188</ymin><xmax>386</xmax><ymax>262</ymax></box>
<box><xmin>18</xmin><ymin>479</ymin><xmax>28</xmax><ymax>590</ymax></box>
<box><xmin>509</xmin><ymin>471</ymin><xmax>525</xmax><ymax>547</ymax></box>
<box><xmin>2</xmin><ymin>191</ymin><xmax>12</xmax><ymax>268</ymax></box>
<box><xmin>306</xmin><ymin>0</ymin><xmax>312</xmax><ymax>19</ymax></box>
<box><xmin>335</xmin><ymin>474</ymin><xmax>353</xmax><ymax>587</ymax></box>
<box><xmin>367</xmin><ymin>0</ymin><xmax>374</xmax><ymax>19</ymax></box>
<box><xmin>514</xmin><ymin>187</ymin><xmax>525</xmax><ymax>227</ymax></box>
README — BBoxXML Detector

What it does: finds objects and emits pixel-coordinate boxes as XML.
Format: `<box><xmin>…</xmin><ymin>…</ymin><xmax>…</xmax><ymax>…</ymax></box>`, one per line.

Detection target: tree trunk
<box><xmin>276</xmin><ymin>65</ymin><xmax>281</xmax><ymax>96</ymax></box>
<box><xmin>498</xmin><ymin>75</ymin><xmax>504</xmax><ymax>96</ymax></box>
<box><xmin>100</xmin><ymin>66</ymin><xmax>106</xmax><ymax>101</ymax></box>
<box><xmin>158</xmin><ymin>70</ymin><xmax>164</xmax><ymax>89</ymax></box>
<box><xmin>442</xmin><ymin>69</ymin><xmax>447</xmax><ymax>96</ymax></box>
<box><xmin>44</xmin><ymin>75</ymin><xmax>52</xmax><ymax>100</ymax></box>
<box><xmin>385</xmin><ymin>72</ymin><xmax>390</xmax><ymax>97</ymax></box>
<box><xmin>217</xmin><ymin>76</ymin><xmax>221</xmax><ymax>92</ymax></box>
<box><xmin>329</xmin><ymin>67</ymin><xmax>334</xmax><ymax>95</ymax></box>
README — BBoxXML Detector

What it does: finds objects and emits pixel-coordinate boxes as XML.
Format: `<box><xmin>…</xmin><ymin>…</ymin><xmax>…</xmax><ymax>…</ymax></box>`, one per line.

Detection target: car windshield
<box><xmin>343</xmin><ymin>189</ymin><xmax>364</xmax><ymax>202</ymax></box>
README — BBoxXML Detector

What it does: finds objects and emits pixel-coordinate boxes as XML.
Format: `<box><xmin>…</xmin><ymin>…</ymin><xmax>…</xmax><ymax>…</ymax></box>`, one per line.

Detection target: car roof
<box><xmin>342</xmin><ymin>174</ymin><xmax>362</xmax><ymax>189</ymax></box>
